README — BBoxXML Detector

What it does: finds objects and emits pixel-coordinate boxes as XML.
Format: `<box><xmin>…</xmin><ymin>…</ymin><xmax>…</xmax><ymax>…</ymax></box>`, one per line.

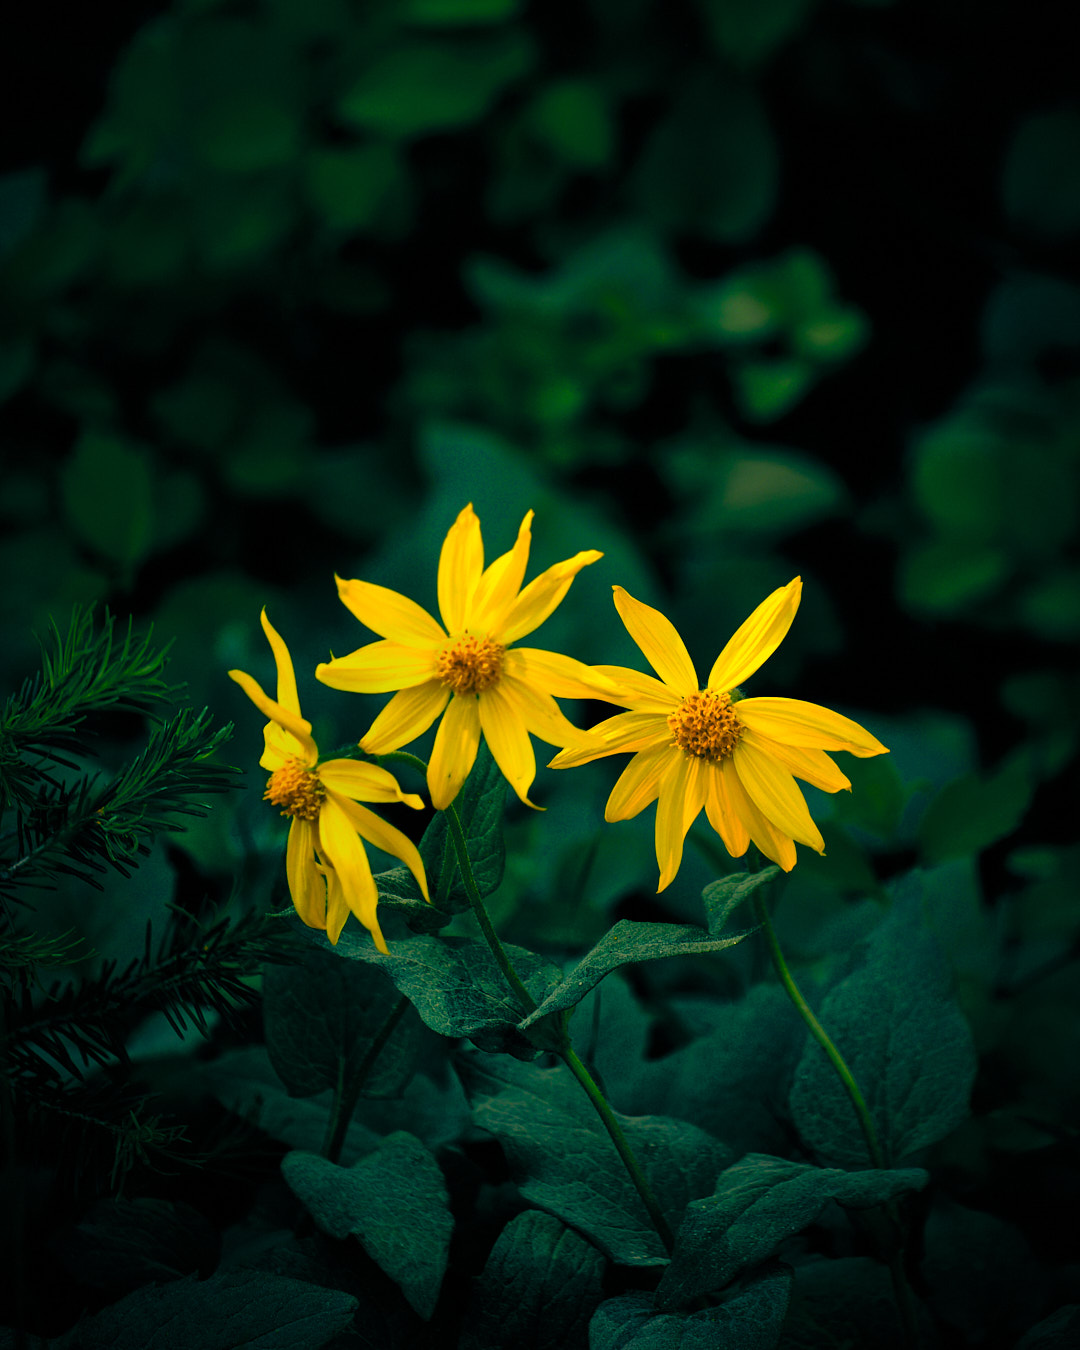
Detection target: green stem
<box><xmin>322</xmin><ymin>996</ymin><xmax>410</xmax><ymax>1165</ymax></box>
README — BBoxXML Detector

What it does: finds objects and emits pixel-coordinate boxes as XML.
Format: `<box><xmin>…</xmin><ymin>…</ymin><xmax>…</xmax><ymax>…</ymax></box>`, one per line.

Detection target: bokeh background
<box><xmin>2</xmin><ymin>0</ymin><xmax>1077</xmax><ymax>957</ymax></box>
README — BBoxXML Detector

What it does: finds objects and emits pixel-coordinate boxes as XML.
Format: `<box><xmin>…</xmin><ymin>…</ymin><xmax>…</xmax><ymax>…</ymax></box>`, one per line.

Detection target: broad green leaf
<box><xmin>60</xmin><ymin>430</ymin><xmax>153</xmax><ymax>568</ymax></box>
<box><xmin>789</xmin><ymin>873</ymin><xmax>977</xmax><ymax>1167</ymax></box>
<box><xmin>304</xmin><ymin>144</ymin><xmax>407</xmax><ymax>231</ymax></box>
<box><xmin>461</xmin><ymin>1054</ymin><xmax>731</xmax><ymax>1266</ymax></box>
<box><xmin>459</xmin><ymin>1211</ymin><xmax>605</xmax><ymax>1350</ymax></box>
<box><xmin>911</xmin><ymin>421</ymin><xmax>1004</xmax><ymax>543</ymax></box>
<box><xmin>898</xmin><ymin>539</ymin><xmax>1009</xmax><ymax>612</ymax></box>
<box><xmin>281</xmin><ymin>1132</ymin><xmax>452</xmax><ymax>1320</ymax></box>
<box><xmin>54</xmin><ymin>1197</ymin><xmax>215</xmax><ymax>1296</ymax></box>
<box><xmin>323</xmin><ymin>927</ymin><xmax>560</xmax><ymax>1058</ymax></box>
<box><xmin>1002</xmin><ymin>110</ymin><xmax>1080</xmax><ymax>239</ymax></box>
<box><xmin>656</xmin><ymin>1155</ymin><xmax>927</xmax><ymax>1309</ymax></box>
<box><xmin>64</xmin><ymin>1268</ymin><xmax>357</xmax><ymax>1349</ymax></box>
<box><xmin>1021</xmin><ymin>568</ymin><xmax>1080</xmax><ymax>640</ymax></box>
<box><xmin>701</xmin><ymin>866</ymin><xmax>779</xmax><ymax>932</ymax></box>
<box><xmin>829</xmin><ymin>756</ymin><xmax>906</xmax><ymax>840</ymax></box>
<box><xmin>918</xmin><ymin>750</ymin><xmax>1033</xmax><ymax>862</ymax></box>
<box><xmin>418</xmin><ymin>739</ymin><xmax>508</xmax><ymax>913</ymax></box>
<box><xmin>592</xmin><ymin>1266</ymin><xmax>791</xmax><ymax>1349</ymax></box>
<box><xmin>527</xmin><ymin>80</ymin><xmax>614</xmax><ymax>169</ymax></box>
<box><xmin>264</xmin><ymin>943</ymin><xmax>420</xmax><ymax>1100</ymax></box>
<box><xmin>519</xmin><ymin>920</ymin><xmax>753</xmax><ymax>1029</ymax></box>
<box><xmin>700</xmin><ymin>0</ymin><xmax>814</xmax><ymax>67</ymax></box>
<box><xmin>779</xmin><ymin>1256</ymin><xmax>922</xmax><ymax>1350</ymax></box>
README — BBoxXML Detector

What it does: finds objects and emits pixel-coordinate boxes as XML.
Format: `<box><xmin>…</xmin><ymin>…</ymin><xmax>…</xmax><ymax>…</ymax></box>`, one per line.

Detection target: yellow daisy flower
<box><xmin>229</xmin><ymin>610</ymin><xmax>430</xmax><ymax>953</ymax></box>
<box><xmin>315</xmin><ymin>503</ymin><xmax>614</xmax><ymax>811</ymax></box>
<box><xmin>548</xmin><ymin>579</ymin><xmax>888</xmax><ymax>887</ymax></box>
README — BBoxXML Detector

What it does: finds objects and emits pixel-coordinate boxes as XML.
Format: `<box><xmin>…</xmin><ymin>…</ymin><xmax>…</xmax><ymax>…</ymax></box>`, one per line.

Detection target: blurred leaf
<box><xmin>1002</xmin><ymin>110</ymin><xmax>1080</xmax><ymax>238</ymax></box>
<box><xmin>898</xmin><ymin>538</ymin><xmax>1010</xmax><ymax>612</ymax></box>
<box><xmin>60</xmin><ymin>431</ymin><xmax>154</xmax><ymax>569</ymax></box>
<box><xmin>54</xmin><ymin>1198</ymin><xmax>216</xmax><ymax>1296</ymax></box>
<box><xmin>593</xmin><ymin>1267</ymin><xmax>791</xmax><ymax>1350</ymax></box>
<box><xmin>406</xmin><ymin>0</ymin><xmax>522</xmax><ymax>21</ymax></box>
<box><xmin>829</xmin><ymin>756</ymin><xmax>906</xmax><ymax>840</ymax></box>
<box><xmin>222</xmin><ymin>399</ymin><xmax>312</xmax><ymax>496</ymax></box>
<box><xmin>982</xmin><ymin>274</ymin><xmax>1080</xmax><ymax>364</ymax></box>
<box><xmin>0</xmin><ymin>167</ymin><xmax>47</xmax><ymax>257</ymax></box>
<box><xmin>151</xmin><ymin>469</ymin><xmax>206</xmax><ymax>552</ymax></box>
<box><xmin>732</xmin><ymin>358</ymin><xmax>815</xmax><ymax>421</ymax></box>
<box><xmin>459</xmin><ymin>1211</ymin><xmax>604</xmax><ymax>1350</ymax></box>
<box><xmin>910</xmin><ymin>421</ymin><xmax>1003</xmax><ymax>542</ymax></box>
<box><xmin>1020</xmin><ymin>568</ymin><xmax>1080</xmax><ymax>640</ymax></box>
<box><xmin>919</xmin><ymin>750</ymin><xmax>1034</xmax><ymax>863</ymax></box>
<box><xmin>0</xmin><ymin>336</ymin><xmax>35</xmax><ymax>403</ymax></box>
<box><xmin>104</xmin><ymin>198</ymin><xmax>188</xmax><ymax>285</ymax></box>
<box><xmin>4</xmin><ymin>198</ymin><xmax>99</xmax><ymax>297</ymax></box>
<box><xmin>779</xmin><ymin>1257</ymin><xmax>920</xmax><ymax>1350</ymax></box>
<box><xmin>791</xmin><ymin>305</ymin><xmax>868</xmax><ymax>363</ymax></box>
<box><xmin>281</xmin><ymin>1133</ymin><xmax>452</xmax><ymax>1319</ymax></box>
<box><xmin>305</xmin><ymin>143</ymin><xmax>409</xmax><ymax>231</ymax></box>
<box><xmin>190</xmin><ymin>174</ymin><xmax>294</xmax><ymax>268</ymax></box>
<box><xmin>699</xmin><ymin>0</ymin><xmax>815</xmax><ymax>67</ymax></box>
<box><xmin>527</xmin><ymin>80</ymin><xmax>614</xmax><ymax>169</ymax></box>
<box><xmin>153</xmin><ymin>370</ymin><xmax>239</xmax><ymax>451</ymax></box>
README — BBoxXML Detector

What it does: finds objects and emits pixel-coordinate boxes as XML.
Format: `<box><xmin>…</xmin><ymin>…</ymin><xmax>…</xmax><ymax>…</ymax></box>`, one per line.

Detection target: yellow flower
<box><xmin>229</xmin><ymin>610</ymin><xmax>429</xmax><ymax>953</ymax></box>
<box><xmin>549</xmin><ymin>579</ymin><xmax>888</xmax><ymax>887</ymax></box>
<box><xmin>315</xmin><ymin>503</ymin><xmax>614</xmax><ymax>811</ymax></box>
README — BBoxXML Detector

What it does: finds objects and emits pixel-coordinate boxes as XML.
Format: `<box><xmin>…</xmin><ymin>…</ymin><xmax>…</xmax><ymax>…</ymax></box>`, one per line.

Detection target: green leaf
<box><xmin>405</xmin><ymin>0</ymin><xmax>521</xmax><ymax>21</ymax></box>
<box><xmin>1016</xmin><ymin>1306</ymin><xmax>1080</xmax><ymax>1350</ymax></box>
<box><xmin>527</xmin><ymin>80</ymin><xmax>614</xmax><ymax>169</ymax></box>
<box><xmin>264</xmin><ymin>943</ymin><xmax>420</xmax><ymax>1100</ymax></box>
<box><xmin>53</xmin><ymin>1197</ymin><xmax>216</xmax><ymax>1295</ymax></box>
<box><xmin>0</xmin><ymin>335</ymin><xmax>35</xmax><ymax>404</ymax></box>
<box><xmin>700</xmin><ymin>0</ymin><xmax>814</xmax><ymax>67</ymax></box>
<box><xmin>592</xmin><ymin>1267</ymin><xmax>791</xmax><ymax>1349</ymax></box>
<box><xmin>0</xmin><ymin>167</ymin><xmax>47</xmax><ymax>257</ymax></box>
<box><xmin>459</xmin><ymin>1211</ymin><xmax>605</xmax><ymax>1350</ymax></box>
<box><xmin>918</xmin><ymin>750</ymin><xmax>1033</xmax><ymax>863</ymax></box>
<box><xmin>788</xmin><ymin>872</ymin><xmax>977</xmax><ymax>1167</ymax></box>
<box><xmin>60</xmin><ymin>430</ymin><xmax>154</xmax><ymax>568</ymax></box>
<box><xmin>461</xmin><ymin>1054</ymin><xmax>731</xmax><ymax>1266</ymax></box>
<box><xmin>322</xmin><ymin>927</ymin><xmax>561</xmax><ymax>1059</ymax></box>
<box><xmin>281</xmin><ymin>1132</ymin><xmax>452</xmax><ymax>1320</ymax></box>
<box><xmin>64</xmin><ymin>1268</ymin><xmax>357</xmax><ymax>1349</ymax></box>
<box><xmin>732</xmin><ymin>358</ymin><xmax>816</xmax><ymax>422</ymax></box>
<box><xmin>701</xmin><ymin>866</ymin><xmax>779</xmax><ymax>932</ymax></box>
<box><xmin>779</xmin><ymin>1256</ymin><xmax>921</xmax><ymax>1350</ymax></box>
<box><xmin>304</xmin><ymin>144</ymin><xmax>407</xmax><ymax>231</ymax></box>
<box><xmin>1002</xmin><ymin>110</ymin><xmax>1080</xmax><ymax>239</ymax></box>
<box><xmin>656</xmin><ymin>1155</ymin><xmax>927</xmax><ymax>1309</ymax></box>
<box><xmin>519</xmin><ymin>920</ymin><xmax>753</xmax><ymax>1029</ymax></box>
<box><xmin>417</xmin><ymin>739</ymin><xmax>508</xmax><ymax>914</ymax></box>
<box><xmin>898</xmin><ymin>538</ymin><xmax>1010</xmax><ymax>612</ymax></box>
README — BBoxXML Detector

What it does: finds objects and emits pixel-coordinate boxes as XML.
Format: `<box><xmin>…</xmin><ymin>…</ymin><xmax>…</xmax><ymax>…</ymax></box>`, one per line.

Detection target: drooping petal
<box><xmin>720</xmin><ymin>760</ymin><xmax>797</xmax><ymax>871</ymax></box>
<box><xmin>319</xmin><ymin>758</ymin><xmax>426</xmax><ymax>809</ymax></box>
<box><xmin>329</xmin><ymin>792</ymin><xmax>430</xmax><ymax>904</ymax></box>
<box><xmin>478</xmin><ymin>683</ymin><xmax>538</xmax><ymax>808</ymax></box>
<box><xmin>316</xmin><ymin>640</ymin><xmax>437</xmax><ymax>693</ymax></box>
<box><xmin>261</xmin><ymin>720</ymin><xmax>298</xmax><ymax>772</ymax></box>
<box><xmin>732</xmin><ymin>739</ymin><xmax>825</xmax><ymax>852</ymax></box>
<box><xmin>589</xmin><ymin>664</ymin><xmax>681</xmax><ymax>711</ymax></box>
<box><xmin>334</xmin><ymin>575</ymin><xmax>446</xmax><ymax>646</ymax></box>
<box><xmin>260</xmin><ymin>609</ymin><xmax>301</xmax><ymax>716</ymax></box>
<box><xmin>438</xmin><ymin>503</ymin><xmax>484</xmax><ymax>633</ymax></box>
<box><xmin>324</xmin><ymin>866</ymin><xmax>350</xmax><ymax>945</ymax></box>
<box><xmin>360</xmin><ymin>682</ymin><xmax>450</xmax><ymax>755</ymax></box>
<box><xmin>316</xmin><ymin>794</ymin><xmax>385</xmax><ymax>952</ymax></box>
<box><xmin>285</xmin><ymin>818</ymin><xmax>326</xmax><ymax>928</ymax></box>
<box><xmin>740</xmin><ymin>729</ymin><xmax>851</xmax><ymax>794</ymax></box>
<box><xmin>504</xmin><ymin>647</ymin><xmax>624</xmax><ymax>701</ymax></box>
<box><xmin>708</xmin><ymin>577</ymin><xmax>802</xmax><ymax>693</ymax></box>
<box><xmin>705</xmin><ymin>761</ymin><xmax>750</xmax><ymax>860</ymax></box>
<box><xmin>612</xmin><ymin>587</ymin><xmax>698</xmax><ymax>697</ymax></box>
<box><xmin>498</xmin><ymin>674</ymin><xmax>597</xmax><ymax>749</ymax></box>
<box><xmin>428</xmin><ymin>692</ymin><xmax>482</xmax><ymax>811</ymax></box>
<box><xmin>498</xmin><ymin>550</ymin><xmax>604</xmax><ymax>645</ymax></box>
<box><xmin>605</xmin><ymin>743</ymin><xmax>674</xmax><ymax>821</ymax></box>
<box><xmin>229</xmin><ymin>668</ymin><xmax>318</xmax><ymax>767</ymax></box>
<box><xmin>736</xmin><ymin>697</ymin><xmax>889</xmax><ymax>758</ymax></box>
<box><xmin>654</xmin><ymin>753</ymin><xmax>704</xmax><ymax>891</ymax></box>
<box><xmin>470</xmin><ymin>510</ymin><xmax>533</xmax><ymax>632</ymax></box>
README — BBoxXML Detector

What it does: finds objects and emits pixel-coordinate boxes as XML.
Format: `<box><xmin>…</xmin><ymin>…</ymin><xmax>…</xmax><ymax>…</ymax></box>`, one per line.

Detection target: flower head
<box><xmin>315</xmin><ymin>504</ymin><xmax>614</xmax><ymax>810</ymax></box>
<box><xmin>229</xmin><ymin>610</ymin><xmax>429</xmax><ymax>952</ymax></box>
<box><xmin>549</xmin><ymin>579</ymin><xmax>888</xmax><ymax>887</ymax></box>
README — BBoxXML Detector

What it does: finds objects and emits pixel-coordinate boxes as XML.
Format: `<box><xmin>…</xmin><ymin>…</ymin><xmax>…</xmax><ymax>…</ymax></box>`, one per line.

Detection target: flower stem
<box><xmin>322</xmin><ymin>995</ymin><xmax>410</xmax><ymax>1165</ymax></box>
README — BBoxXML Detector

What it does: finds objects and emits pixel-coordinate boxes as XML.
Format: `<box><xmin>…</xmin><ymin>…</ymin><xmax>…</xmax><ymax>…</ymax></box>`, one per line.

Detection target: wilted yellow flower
<box><xmin>549</xmin><ymin>579</ymin><xmax>888</xmax><ymax>887</ymax></box>
<box><xmin>229</xmin><ymin>610</ymin><xmax>429</xmax><ymax>953</ymax></box>
<box><xmin>315</xmin><ymin>504</ymin><xmax>613</xmax><ymax>810</ymax></box>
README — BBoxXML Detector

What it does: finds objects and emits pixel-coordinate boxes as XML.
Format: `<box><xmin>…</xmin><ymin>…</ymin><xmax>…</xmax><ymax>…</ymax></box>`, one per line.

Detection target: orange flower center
<box><xmin>668</xmin><ymin>690</ymin><xmax>743</xmax><ymax>763</ymax></box>
<box><xmin>436</xmin><ymin>633</ymin><xmax>505</xmax><ymax>696</ymax></box>
<box><xmin>265</xmin><ymin>759</ymin><xmax>325</xmax><ymax>820</ymax></box>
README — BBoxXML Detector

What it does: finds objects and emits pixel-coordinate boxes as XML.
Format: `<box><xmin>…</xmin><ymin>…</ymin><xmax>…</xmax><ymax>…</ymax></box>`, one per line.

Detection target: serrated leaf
<box><xmin>419</xmin><ymin>739</ymin><xmax>507</xmax><ymax>913</ymax></box>
<box><xmin>461</xmin><ymin>1054</ymin><xmax>731</xmax><ymax>1266</ymax></box>
<box><xmin>519</xmin><ymin>920</ymin><xmax>753</xmax><ymax>1030</ymax></box>
<box><xmin>592</xmin><ymin>1266</ymin><xmax>791</xmax><ymax>1350</ymax></box>
<box><xmin>789</xmin><ymin>872</ymin><xmax>977</xmax><ymax>1167</ymax></box>
<box><xmin>656</xmin><ymin>1155</ymin><xmax>927</xmax><ymax>1309</ymax></box>
<box><xmin>264</xmin><ymin>943</ymin><xmax>420</xmax><ymax>1100</ymax></box>
<box><xmin>459</xmin><ymin>1210</ymin><xmax>605</xmax><ymax>1350</ymax></box>
<box><xmin>701</xmin><ymin>867</ymin><xmax>779</xmax><ymax>933</ymax></box>
<box><xmin>281</xmin><ymin>1132</ymin><xmax>452</xmax><ymax>1320</ymax></box>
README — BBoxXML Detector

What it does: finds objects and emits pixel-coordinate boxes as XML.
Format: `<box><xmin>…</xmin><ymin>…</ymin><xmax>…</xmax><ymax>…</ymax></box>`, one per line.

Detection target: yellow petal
<box><xmin>604</xmin><ymin>743</ymin><xmax>674</xmax><ymax>821</ymax></box>
<box><xmin>324</xmin><ymin>867</ymin><xmax>351</xmax><ymax>946</ymax></box>
<box><xmin>719</xmin><ymin>761</ymin><xmax>796</xmax><ymax>871</ymax></box>
<box><xmin>438</xmin><ymin>503</ymin><xmax>484</xmax><ymax>633</ymax></box>
<box><xmin>655</xmin><ymin>753</ymin><xmax>705</xmax><ymax>891</ymax></box>
<box><xmin>499</xmin><ymin>550</ymin><xmax>604</xmax><ymax>645</ymax></box>
<box><xmin>708</xmin><ymin>577</ymin><xmax>802</xmax><ymax>693</ymax></box>
<box><xmin>471</xmin><ymin>510</ymin><xmax>533</xmax><ymax>632</ymax></box>
<box><xmin>740</xmin><ymin>728</ymin><xmax>850</xmax><ymax>794</ymax></box>
<box><xmin>590</xmin><ymin>664</ymin><xmax>681</xmax><ymax>711</ymax></box>
<box><xmin>360</xmin><ymin>682</ymin><xmax>449</xmax><ymax>755</ymax></box>
<box><xmin>316</xmin><ymin>795</ymin><xmax>385</xmax><ymax>952</ymax></box>
<box><xmin>428</xmin><ymin>692</ymin><xmax>481</xmax><ymax>811</ymax></box>
<box><xmin>286</xmin><ymin>818</ymin><xmax>326</xmax><ymax>928</ymax></box>
<box><xmin>705</xmin><ymin>761</ymin><xmax>750</xmax><ymax>859</ymax></box>
<box><xmin>334</xmin><ymin>575</ymin><xmax>446</xmax><ymax>647</ymax></box>
<box><xmin>261</xmin><ymin>721</ymin><xmax>296</xmax><ymax>772</ymax></box>
<box><xmin>547</xmin><ymin>711</ymin><xmax>670</xmax><ymax>769</ymax></box>
<box><xmin>478</xmin><ymin>683</ymin><xmax>538</xmax><ymax>808</ymax></box>
<box><xmin>329</xmin><ymin>792</ymin><xmax>430</xmax><ymax>904</ymax></box>
<box><xmin>736</xmin><ymin>697</ymin><xmax>889</xmax><ymax>758</ymax></box>
<box><xmin>612</xmin><ymin>587</ymin><xmax>698</xmax><ymax>698</ymax></box>
<box><xmin>504</xmin><ymin>647</ymin><xmax>624</xmax><ymax>701</ymax></box>
<box><xmin>319</xmin><ymin>758</ymin><xmax>425</xmax><ymax>808</ymax></box>
<box><xmin>260</xmin><ymin>609</ymin><xmax>300</xmax><ymax>716</ymax></box>
<box><xmin>498</xmin><ymin>674</ymin><xmax>597</xmax><ymax>749</ymax></box>
<box><xmin>316</xmin><ymin>640</ymin><xmax>437</xmax><ymax>694</ymax></box>
<box><xmin>229</xmin><ymin>668</ymin><xmax>318</xmax><ymax>767</ymax></box>
<box><xmin>732</xmin><ymin>740</ymin><xmax>824</xmax><ymax>852</ymax></box>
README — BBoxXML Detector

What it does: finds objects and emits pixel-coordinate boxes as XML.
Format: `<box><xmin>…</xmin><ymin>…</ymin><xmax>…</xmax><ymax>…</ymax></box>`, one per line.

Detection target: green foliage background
<box><xmin>1</xmin><ymin>0</ymin><xmax>1078</xmax><ymax>1345</ymax></box>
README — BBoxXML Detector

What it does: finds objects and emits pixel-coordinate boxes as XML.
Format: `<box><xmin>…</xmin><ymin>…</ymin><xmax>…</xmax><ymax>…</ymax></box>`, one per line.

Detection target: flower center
<box><xmin>265</xmin><ymin>759</ymin><xmax>325</xmax><ymax>821</ymax></box>
<box><xmin>436</xmin><ymin>633</ymin><xmax>505</xmax><ymax>696</ymax></box>
<box><xmin>667</xmin><ymin>690</ymin><xmax>743</xmax><ymax>763</ymax></box>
